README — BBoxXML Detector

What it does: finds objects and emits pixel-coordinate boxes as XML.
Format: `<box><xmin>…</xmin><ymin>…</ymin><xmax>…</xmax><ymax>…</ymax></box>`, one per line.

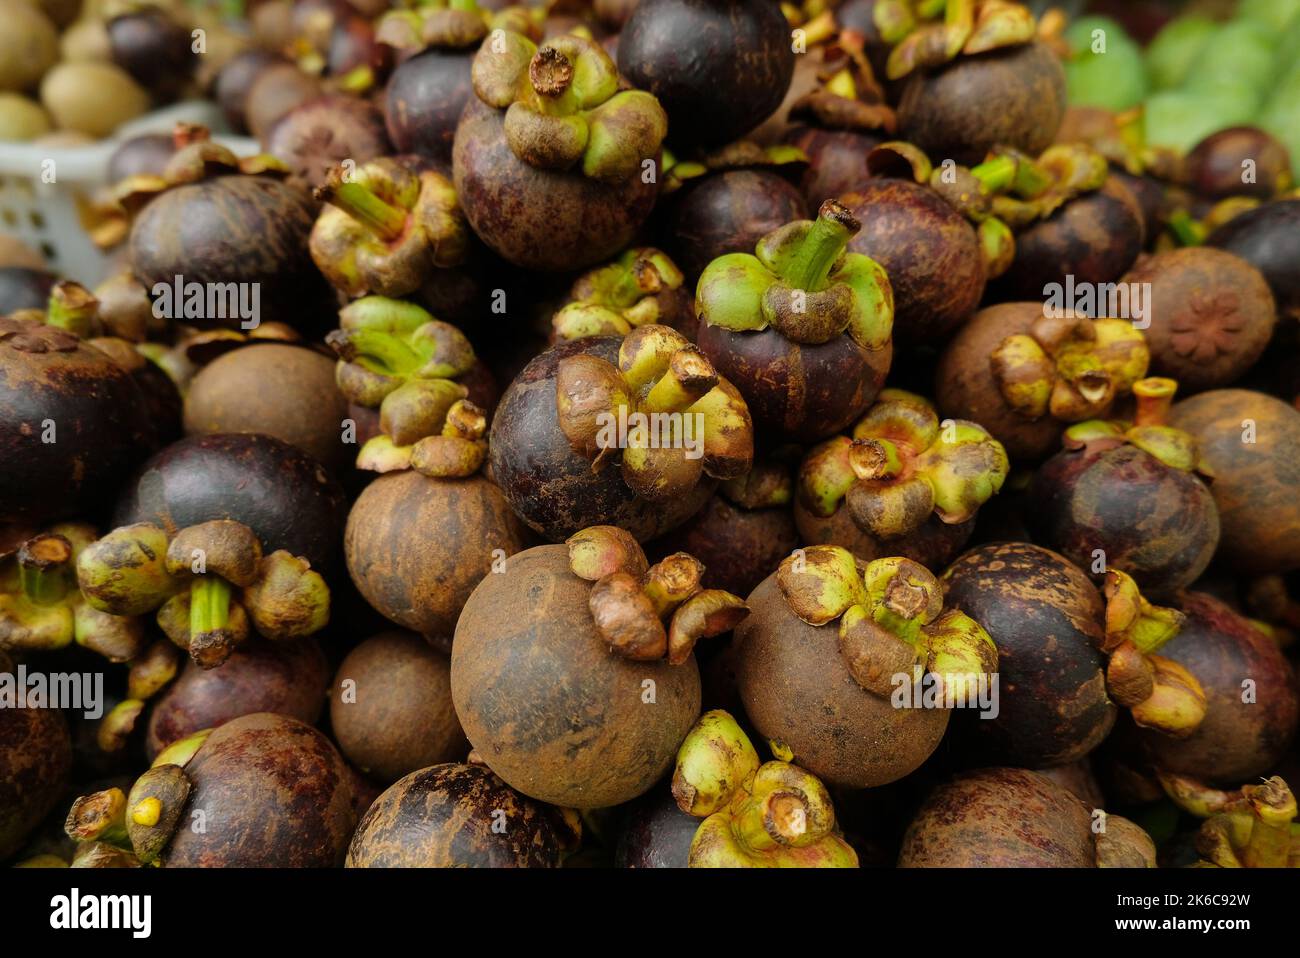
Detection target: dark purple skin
<box><xmin>1184</xmin><ymin>127</ymin><xmax>1291</xmax><ymax>200</ymax></box>
<box><xmin>489</xmin><ymin>337</ymin><xmax>715</xmax><ymax>542</ymax></box>
<box><xmin>990</xmin><ymin>177</ymin><xmax>1145</xmax><ymax>302</ymax></box>
<box><xmin>453</xmin><ymin>97</ymin><xmax>659</xmax><ymax>272</ymax></box>
<box><xmin>215</xmin><ymin>50</ymin><xmax>286</xmax><ymax>133</ymax></box>
<box><xmin>145</xmin><ymin>638</ymin><xmax>330</xmax><ymax>760</ymax></box>
<box><xmin>0</xmin><ymin>321</ymin><xmax>155</xmax><ymax>524</ymax></box>
<box><xmin>128</xmin><ymin>175</ymin><xmax>336</xmax><ymax>334</ymax></box>
<box><xmin>617</xmin><ymin>0</ymin><xmax>794</xmax><ymax>149</ymax></box>
<box><xmin>327</xmin><ymin>13</ymin><xmax>390</xmax><ymax>80</ymax></box>
<box><xmin>1110</xmin><ymin>169</ymin><xmax>1162</xmax><ymax>244</ymax></box>
<box><xmin>1028</xmin><ymin>440</ymin><xmax>1220</xmax><ymax>597</ymax></box>
<box><xmin>384</xmin><ymin>47</ymin><xmax>475</xmax><ymax>166</ymax></box>
<box><xmin>615</xmin><ymin>787</ymin><xmax>700</xmax><ymax>868</ymax></box>
<box><xmin>0</xmin><ymin>698</ymin><xmax>71</xmax><ymax>862</ymax></box>
<box><xmin>941</xmin><ymin>541</ymin><xmax>1116</xmax><ymax>768</ymax></box>
<box><xmin>1207</xmin><ymin>200</ymin><xmax>1300</xmax><ymax>322</ymax></box>
<box><xmin>0</xmin><ymin>268</ymin><xmax>56</xmax><ymax>315</ymax></box>
<box><xmin>844</xmin><ymin>179</ymin><xmax>984</xmax><ymax>349</ymax></box>
<box><xmin>264</xmin><ymin>95</ymin><xmax>391</xmax><ymax>189</ymax></box>
<box><xmin>112</xmin><ymin>432</ymin><xmax>348</xmax><ymax>575</ymax></box>
<box><xmin>897</xmin><ymin>40</ymin><xmax>1067</xmax><ymax>167</ymax></box>
<box><xmin>106</xmin><ymin>8</ymin><xmax>196</xmax><ymax>96</ymax></box>
<box><xmin>1129</xmin><ymin>592</ymin><xmax>1299</xmax><ymax>784</ymax></box>
<box><xmin>106</xmin><ymin>134</ymin><xmax>176</xmax><ymax>183</ymax></box>
<box><xmin>164</xmin><ymin>713</ymin><xmax>356</xmax><ymax>868</ymax></box>
<box><xmin>696</xmin><ymin>323</ymin><xmax>890</xmax><ymax>443</ymax></box>
<box><xmin>785</xmin><ymin>125</ymin><xmax>885</xmax><ymax>210</ymax></box>
<box><xmin>662</xmin><ymin>169</ymin><xmax>808</xmax><ymax>280</ymax></box>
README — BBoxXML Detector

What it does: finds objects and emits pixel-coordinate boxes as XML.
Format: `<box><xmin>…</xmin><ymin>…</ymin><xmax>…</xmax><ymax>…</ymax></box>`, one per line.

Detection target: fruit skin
<box><xmin>0</xmin><ymin>0</ymin><xmax>58</xmax><ymax>93</ymax></box>
<box><xmin>786</xmin><ymin>126</ymin><xmax>884</xmax><ymax>211</ymax></box>
<box><xmin>1121</xmin><ymin>248</ymin><xmax>1276</xmax><ymax>394</ymax></box>
<box><xmin>1169</xmin><ymin>389</ymin><xmax>1300</xmax><ymax>574</ymax></box>
<box><xmin>346</xmin><ymin>763</ymin><xmax>570</xmax><ymax>867</ymax></box>
<box><xmin>0</xmin><ymin>320</ymin><xmax>155</xmax><ymax>524</ymax></box>
<box><xmin>215</xmin><ymin>49</ymin><xmax>285</xmax><ymax>133</ymax></box>
<box><xmin>843</xmin><ymin>179</ymin><xmax>983</xmax><ymax>349</ymax></box>
<box><xmin>617</xmin><ymin>0</ymin><xmax>794</xmax><ymax>149</ymax></box>
<box><xmin>384</xmin><ymin>47</ymin><xmax>474</xmax><ymax>166</ymax></box>
<box><xmin>452</xmin><ymin>97</ymin><xmax>659</xmax><ymax>273</ymax></box>
<box><xmin>1185</xmin><ymin>127</ymin><xmax>1292</xmax><ymax>200</ymax></box>
<box><xmin>614</xmin><ymin>786</ymin><xmax>700</xmax><ymax>868</ymax></box>
<box><xmin>1206</xmin><ymin>199</ymin><xmax>1300</xmax><ymax>321</ymax></box>
<box><xmin>1129</xmin><ymin>592</ymin><xmax>1299</xmax><ymax>784</ymax></box>
<box><xmin>451</xmin><ymin>543</ymin><xmax>701</xmax><ymax>808</ymax></box>
<box><xmin>0</xmin><ymin>698</ymin><xmax>71</xmax><ymax>861</ymax></box>
<box><xmin>1029</xmin><ymin>442</ymin><xmax>1220</xmax><ymax>596</ymax></box>
<box><xmin>489</xmin><ymin>337</ymin><xmax>715</xmax><ymax>543</ymax></box>
<box><xmin>264</xmin><ymin>95</ymin><xmax>390</xmax><ymax>190</ymax></box>
<box><xmin>39</xmin><ymin>61</ymin><xmax>148</xmax><ymax>138</ymax></box>
<box><xmin>145</xmin><ymin>638</ymin><xmax>330</xmax><ymax>760</ymax></box>
<box><xmin>183</xmin><ymin>343</ymin><xmax>351</xmax><ymax>473</ymax></box>
<box><xmin>0</xmin><ymin>267</ymin><xmax>55</xmax><ymax>314</ymax></box>
<box><xmin>733</xmin><ymin>572</ymin><xmax>950</xmax><ymax>789</ymax></box>
<box><xmin>795</xmin><ymin>501</ymin><xmax>974</xmax><ymax>572</ymax></box>
<box><xmin>329</xmin><ymin>631</ymin><xmax>468</xmax><ymax>784</ymax></box>
<box><xmin>163</xmin><ymin>713</ymin><xmax>356</xmax><ymax>867</ymax></box>
<box><xmin>941</xmin><ymin>542</ymin><xmax>1115</xmax><ymax>768</ymax></box>
<box><xmin>344</xmin><ymin>470</ymin><xmax>531</xmax><ymax>641</ymax></box>
<box><xmin>897</xmin><ymin>41</ymin><xmax>1066</xmax><ymax>167</ymax></box>
<box><xmin>112</xmin><ymin>433</ymin><xmax>348</xmax><ymax>576</ymax></box>
<box><xmin>899</xmin><ymin>767</ymin><xmax>1117</xmax><ymax>867</ymax></box>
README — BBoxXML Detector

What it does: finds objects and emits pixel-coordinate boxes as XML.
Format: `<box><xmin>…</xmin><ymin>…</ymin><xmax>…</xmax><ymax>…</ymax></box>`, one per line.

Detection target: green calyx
<box><xmin>777</xmin><ymin>547</ymin><xmax>998</xmax><ymax>700</ymax></box>
<box><xmin>798</xmin><ymin>390</ymin><xmax>1008</xmax><ymax>539</ymax></box>
<box><xmin>660</xmin><ymin>140</ymin><xmax>808</xmax><ymax>193</ymax></box>
<box><xmin>672</xmin><ymin>710</ymin><xmax>857</xmax><ymax>868</ymax></box>
<box><xmin>881</xmin><ymin>0</ymin><xmax>1037</xmax><ymax>80</ymax></box>
<box><xmin>1063</xmin><ymin>378</ymin><xmax>1208</xmax><ymax>474</ymax></box>
<box><xmin>311</xmin><ymin>158</ymin><xmax>468</xmax><ymax>299</ymax></box>
<box><xmin>720</xmin><ymin>460</ymin><xmax>794</xmax><ymax>511</ymax></box>
<box><xmin>696</xmin><ymin>200</ymin><xmax>894</xmax><ymax>350</ymax></box>
<box><xmin>553</xmin><ymin>248</ymin><xmax>686</xmax><ymax>340</ymax></box>
<box><xmin>1159</xmin><ymin>774</ymin><xmax>1299</xmax><ymax>869</ymax></box>
<box><xmin>473</xmin><ymin>32</ymin><xmax>667</xmax><ymax>183</ymax></box>
<box><xmin>45</xmin><ymin>281</ymin><xmax>101</xmax><ymax>338</ymax></box>
<box><xmin>0</xmin><ymin>529</ymin><xmax>101</xmax><ymax>651</ymax></box>
<box><xmin>374</xmin><ymin>0</ymin><xmax>500</xmax><ymax>53</ymax></box>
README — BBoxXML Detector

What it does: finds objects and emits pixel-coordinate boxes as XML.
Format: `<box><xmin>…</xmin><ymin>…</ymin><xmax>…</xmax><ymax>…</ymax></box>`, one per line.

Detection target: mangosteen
<box><xmin>550</xmin><ymin>247</ymin><xmax>695</xmax><ymax>341</ymax></box>
<box><xmin>1184</xmin><ymin>127</ymin><xmax>1292</xmax><ymax>201</ymax></box>
<box><xmin>346</xmin><ymin>763</ymin><xmax>576</xmax><ymax>867</ymax></box>
<box><xmin>246</xmin><ymin>62</ymin><xmax>326</xmax><ymax>142</ymax></box>
<box><xmin>0</xmin><ymin>267</ymin><xmax>57</xmax><ymax>316</ymax></box>
<box><xmin>329</xmin><ymin>631</ymin><xmax>467</xmax><ymax>783</ymax></box>
<box><xmin>793</xmin><ymin>390</ymin><xmax>1008</xmax><ymax>570</ymax></box>
<box><xmin>898</xmin><ymin>767</ymin><xmax>1155</xmax><ymax>867</ymax></box>
<box><xmin>214</xmin><ymin>49</ymin><xmax>287</xmax><ymax>134</ymax></box>
<box><xmin>453</xmin><ymin>31</ymin><xmax>665</xmax><ymax>271</ymax></box>
<box><xmin>0</xmin><ymin>686</ymin><xmax>72</xmax><ymax>860</ymax></box>
<box><xmin>614</xmin><ymin>785</ymin><xmax>701</xmax><ymax>868</ymax></box>
<box><xmin>735</xmin><ymin>547</ymin><xmax>999</xmax><ymax>789</ymax></box>
<box><xmin>264</xmin><ymin>94</ymin><xmax>391</xmax><ymax>189</ymax></box>
<box><xmin>145</xmin><ymin>637</ymin><xmax>330</xmax><ymax>760</ymax></box>
<box><xmin>617</xmin><ymin>0</ymin><xmax>792</xmax><ymax>149</ymax></box>
<box><xmin>1121</xmin><ymin>247</ymin><xmax>1276</xmax><ymax>393</ymax></box>
<box><xmin>934</xmin><ymin>305</ymin><xmax>1150</xmax><ymax>461</ymax></box>
<box><xmin>106</xmin><ymin>7</ymin><xmax>197</xmax><ymax>98</ymax></box>
<box><xmin>106</xmin><ymin>133</ymin><xmax>177</xmax><ymax>182</ymax></box>
<box><xmin>1206</xmin><ymin>199</ymin><xmax>1300</xmax><ymax>323</ymax></box>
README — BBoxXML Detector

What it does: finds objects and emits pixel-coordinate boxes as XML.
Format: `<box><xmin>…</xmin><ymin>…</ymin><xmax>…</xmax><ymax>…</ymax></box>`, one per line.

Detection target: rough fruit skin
<box><xmin>0</xmin><ymin>702</ymin><xmax>71</xmax><ymax>861</ymax></box>
<box><xmin>384</xmin><ymin>48</ymin><xmax>474</xmax><ymax>166</ymax></box>
<box><xmin>734</xmin><ymin>572</ymin><xmax>949</xmax><ymax>789</ymax></box>
<box><xmin>164</xmin><ymin>713</ymin><xmax>356</xmax><ymax>868</ymax></box>
<box><xmin>795</xmin><ymin>499</ymin><xmax>975</xmax><ymax>572</ymax></box>
<box><xmin>898</xmin><ymin>767</ymin><xmax>1099</xmax><ymax>867</ymax></box>
<box><xmin>1206</xmin><ymin>199</ymin><xmax>1300</xmax><ymax>320</ymax></box>
<box><xmin>451</xmin><ymin>544</ymin><xmax>701</xmax><ymax>809</ymax></box>
<box><xmin>346</xmin><ymin>763</ymin><xmax>569</xmax><ymax>868</ymax></box>
<box><xmin>941</xmin><ymin>542</ymin><xmax>1115</xmax><ymax>768</ymax></box>
<box><xmin>344</xmin><ymin>471</ymin><xmax>531</xmax><ymax>641</ymax></box>
<box><xmin>1169</xmin><ymin>389</ymin><xmax>1300</xmax><ymax>574</ymax></box>
<box><xmin>651</xmin><ymin>494</ymin><xmax>800</xmax><ymax>598</ymax></box>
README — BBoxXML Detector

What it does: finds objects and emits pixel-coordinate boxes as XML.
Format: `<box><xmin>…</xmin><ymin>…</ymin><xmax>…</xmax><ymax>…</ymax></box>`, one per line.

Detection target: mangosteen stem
<box><xmin>1241</xmin><ymin>779</ymin><xmax>1296</xmax><ymax>868</ymax></box>
<box><xmin>64</xmin><ymin>788</ymin><xmax>130</xmax><ymax>847</ymax></box>
<box><xmin>315</xmin><ymin>172</ymin><xmax>409</xmax><ymax>242</ymax></box>
<box><xmin>17</xmin><ymin>534</ymin><xmax>72</xmax><ymax>606</ymax></box>
<box><xmin>729</xmin><ymin>791</ymin><xmax>807</xmax><ymax>852</ymax></box>
<box><xmin>46</xmin><ymin>282</ymin><xmax>98</xmax><ymax>337</ymax></box>
<box><xmin>849</xmin><ymin>438</ymin><xmax>903</xmax><ymax>481</ymax></box>
<box><xmin>1132</xmin><ymin>377</ymin><xmax>1177</xmax><ymax>428</ymax></box>
<box><xmin>327</xmin><ymin>328</ymin><xmax>421</xmax><ymax>377</ymax></box>
<box><xmin>786</xmin><ymin>201</ymin><xmax>861</xmax><ymax>292</ymax></box>
<box><xmin>190</xmin><ymin>575</ymin><xmax>232</xmax><ymax>638</ymax></box>
<box><xmin>529</xmin><ymin>47</ymin><xmax>575</xmax><ymax>109</ymax></box>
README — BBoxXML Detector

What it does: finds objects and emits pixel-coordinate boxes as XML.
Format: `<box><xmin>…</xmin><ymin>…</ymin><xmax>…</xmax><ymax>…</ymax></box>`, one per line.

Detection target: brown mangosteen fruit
<box><xmin>263</xmin><ymin>94</ymin><xmax>390</xmax><ymax>190</ymax></box>
<box><xmin>1184</xmin><ymin>126</ymin><xmax>1292</xmax><ymax>201</ymax></box>
<box><xmin>214</xmin><ymin>49</ymin><xmax>287</xmax><ymax>134</ymax></box>
<box><xmin>106</xmin><ymin>133</ymin><xmax>177</xmax><ymax>182</ymax></box>
<box><xmin>0</xmin><ymin>267</ymin><xmax>57</xmax><ymax>315</ymax></box>
<box><xmin>384</xmin><ymin>47</ymin><xmax>476</xmax><ymax>165</ymax></box>
<box><xmin>1206</xmin><ymin>199</ymin><xmax>1300</xmax><ymax>322</ymax></box>
<box><xmin>244</xmin><ymin>62</ymin><xmax>325</xmax><ymax>142</ymax></box>
<box><xmin>106</xmin><ymin>7</ymin><xmax>197</xmax><ymax>98</ymax></box>
<box><xmin>614</xmin><ymin>785</ymin><xmax>701</xmax><ymax>868</ymax></box>
<box><xmin>0</xmin><ymin>687</ymin><xmax>72</xmax><ymax>861</ymax></box>
<box><xmin>329</xmin><ymin>631</ymin><xmax>467</xmax><ymax>783</ymax></box>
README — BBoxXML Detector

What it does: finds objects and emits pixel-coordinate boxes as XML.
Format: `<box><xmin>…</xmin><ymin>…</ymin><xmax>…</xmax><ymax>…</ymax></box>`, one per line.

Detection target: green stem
<box><xmin>328</xmin><ymin>328</ymin><xmax>422</xmax><ymax>377</ymax></box>
<box><xmin>786</xmin><ymin>201</ymin><xmax>860</xmax><ymax>292</ymax></box>
<box><xmin>319</xmin><ymin>178</ymin><xmax>409</xmax><ymax>241</ymax></box>
<box><xmin>17</xmin><ymin>534</ymin><xmax>71</xmax><ymax>606</ymax></box>
<box><xmin>190</xmin><ymin>576</ymin><xmax>232</xmax><ymax>637</ymax></box>
<box><xmin>1132</xmin><ymin>377</ymin><xmax>1177</xmax><ymax>428</ymax></box>
<box><xmin>1167</xmin><ymin>209</ymin><xmax>1206</xmax><ymax>247</ymax></box>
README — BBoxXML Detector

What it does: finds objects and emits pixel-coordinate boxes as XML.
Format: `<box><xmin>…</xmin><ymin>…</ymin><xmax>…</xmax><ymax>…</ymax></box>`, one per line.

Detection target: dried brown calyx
<box><xmin>1060</xmin><ymin>377</ymin><xmax>1209</xmax><ymax>475</ymax></box>
<box><xmin>789</xmin><ymin>30</ymin><xmax>896</xmax><ymax>135</ymax></box>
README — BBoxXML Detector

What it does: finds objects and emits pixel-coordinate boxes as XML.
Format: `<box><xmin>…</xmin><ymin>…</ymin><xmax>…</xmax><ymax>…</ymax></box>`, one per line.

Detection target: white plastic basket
<box><xmin>0</xmin><ymin>100</ymin><xmax>258</xmax><ymax>287</ymax></box>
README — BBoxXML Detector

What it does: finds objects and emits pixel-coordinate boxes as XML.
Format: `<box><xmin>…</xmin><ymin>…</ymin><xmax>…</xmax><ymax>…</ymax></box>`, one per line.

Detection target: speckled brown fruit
<box><xmin>941</xmin><ymin>542</ymin><xmax>1115</xmax><ymax>767</ymax></box>
<box><xmin>245</xmin><ymin>62</ymin><xmax>323</xmax><ymax>142</ymax></box>
<box><xmin>183</xmin><ymin>343</ymin><xmax>350</xmax><ymax>472</ymax></box>
<box><xmin>384</xmin><ymin>48</ymin><xmax>475</xmax><ymax>166</ymax></box>
<box><xmin>898</xmin><ymin>767</ymin><xmax>1150</xmax><ymax>867</ymax></box>
<box><xmin>264</xmin><ymin>95</ymin><xmax>390</xmax><ymax>190</ymax></box>
<box><xmin>614</xmin><ymin>786</ymin><xmax>701</xmax><ymax>868</ymax></box>
<box><xmin>329</xmin><ymin>631</ymin><xmax>467</xmax><ymax>784</ymax></box>
<box><xmin>1129</xmin><ymin>592</ymin><xmax>1298</xmax><ymax>784</ymax></box>
<box><xmin>145</xmin><ymin>638</ymin><xmax>330</xmax><ymax>759</ymax></box>
<box><xmin>0</xmin><ymin>698</ymin><xmax>71</xmax><ymax>861</ymax></box>
<box><xmin>991</xmin><ymin>176</ymin><xmax>1145</xmax><ymax>301</ymax></box>
<box><xmin>346</xmin><ymin>763</ymin><xmax>571</xmax><ymax>867</ymax></box>
<box><xmin>452</xmin><ymin>544</ymin><xmax>701</xmax><ymax>808</ymax></box>
<box><xmin>1121</xmin><ymin>248</ymin><xmax>1275</xmax><ymax>393</ymax></box>
<box><xmin>0</xmin><ymin>320</ymin><xmax>154</xmax><ymax>524</ymax></box>
<box><xmin>663</xmin><ymin>169</ymin><xmax>809</xmax><ymax>280</ymax></box>
<box><xmin>734</xmin><ymin>572</ymin><xmax>950</xmax><ymax>789</ymax></box>
<box><xmin>1184</xmin><ymin>127</ymin><xmax>1291</xmax><ymax>200</ymax></box>
<box><xmin>795</xmin><ymin>501</ymin><xmax>973</xmax><ymax>571</ymax></box>
<box><xmin>897</xmin><ymin>40</ymin><xmax>1066</xmax><ymax>167</ymax></box>
<box><xmin>452</xmin><ymin>97</ymin><xmax>659</xmax><ymax>273</ymax></box>
<box><xmin>215</xmin><ymin>49</ymin><xmax>285</xmax><ymax>133</ymax></box>
<box><xmin>162</xmin><ymin>713</ymin><xmax>355</xmax><ymax>867</ymax></box>
<box><xmin>1206</xmin><ymin>199</ymin><xmax>1300</xmax><ymax>322</ymax></box>
<box><xmin>934</xmin><ymin>303</ymin><xmax>1067</xmax><ymax>461</ymax></box>
<box><xmin>650</xmin><ymin>494</ymin><xmax>799</xmax><ymax>598</ymax></box>
<box><xmin>843</xmin><ymin>179</ymin><xmax>983</xmax><ymax>349</ymax></box>
<box><xmin>786</xmin><ymin>126</ymin><xmax>884</xmax><ymax>211</ymax></box>
<box><xmin>1029</xmin><ymin>442</ymin><xmax>1219</xmax><ymax>596</ymax></box>
<box><xmin>489</xmin><ymin>337</ymin><xmax>715</xmax><ymax>542</ymax></box>
<box><xmin>345</xmin><ymin>470</ymin><xmax>530</xmax><ymax>642</ymax></box>
<box><xmin>1169</xmin><ymin>389</ymin><xmax>1300</xmax><ymax>575</ymax></box>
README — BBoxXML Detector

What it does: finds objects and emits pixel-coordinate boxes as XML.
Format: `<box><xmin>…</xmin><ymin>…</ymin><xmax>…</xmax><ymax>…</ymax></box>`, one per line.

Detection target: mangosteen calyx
<box><xmin>377</xmin><ymin>0</ymin><xmax>537</xmax><ymax>55</ymax></box>
<box><xmin>1158</xmin><ymin>773</ymin><xmax>1298</xmax><ymax>869</ymax></box>
<box><xmin>553</xmin><ymin>248</ymin><xmax>686</xmax><ymax>340</ymax></box>
<box><xmin>719</xmin><ymin>459</ymin><xmax>794</xmax><ymax>512</ymax></box>
<box><xmin>881</xmin><ymin>0</ymin><xmax>1036</xmax><ymax>81</ymax></box>
<box><xmin>660</xmin><ymin>140</ymin><xmax>808</xmax><ymax>194</ymax></box>
<box><xmin>1061</xmin><ymin>377</ymin><xmax>1209</xmax><ymax>476</ymax></box>
<box><xmin>696</xmin><ymin>200</ymin><xmax>893</xmax><ymax>350</ymax></box>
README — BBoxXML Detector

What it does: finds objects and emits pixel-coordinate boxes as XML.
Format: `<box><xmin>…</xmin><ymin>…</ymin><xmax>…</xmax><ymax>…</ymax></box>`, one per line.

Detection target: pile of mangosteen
<box><xmin>1</xmin><ymin>0</ymin><xmax>1299</xmax><ymax>874</ymax></box>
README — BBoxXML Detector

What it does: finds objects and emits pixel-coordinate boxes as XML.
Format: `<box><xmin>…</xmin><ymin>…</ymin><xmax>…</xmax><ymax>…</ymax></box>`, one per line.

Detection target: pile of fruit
<box><xmin>1</xmin><ymin>0</ymin><xmax>1298</xmax><ymax>869</ymax></box>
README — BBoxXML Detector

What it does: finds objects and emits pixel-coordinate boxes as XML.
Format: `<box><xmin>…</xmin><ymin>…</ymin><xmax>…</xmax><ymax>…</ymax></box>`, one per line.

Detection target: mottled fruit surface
<box><xmin>0</xmin><ymin>702</ymin><xmax>71</xmax><ymax>861</ymax></box>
